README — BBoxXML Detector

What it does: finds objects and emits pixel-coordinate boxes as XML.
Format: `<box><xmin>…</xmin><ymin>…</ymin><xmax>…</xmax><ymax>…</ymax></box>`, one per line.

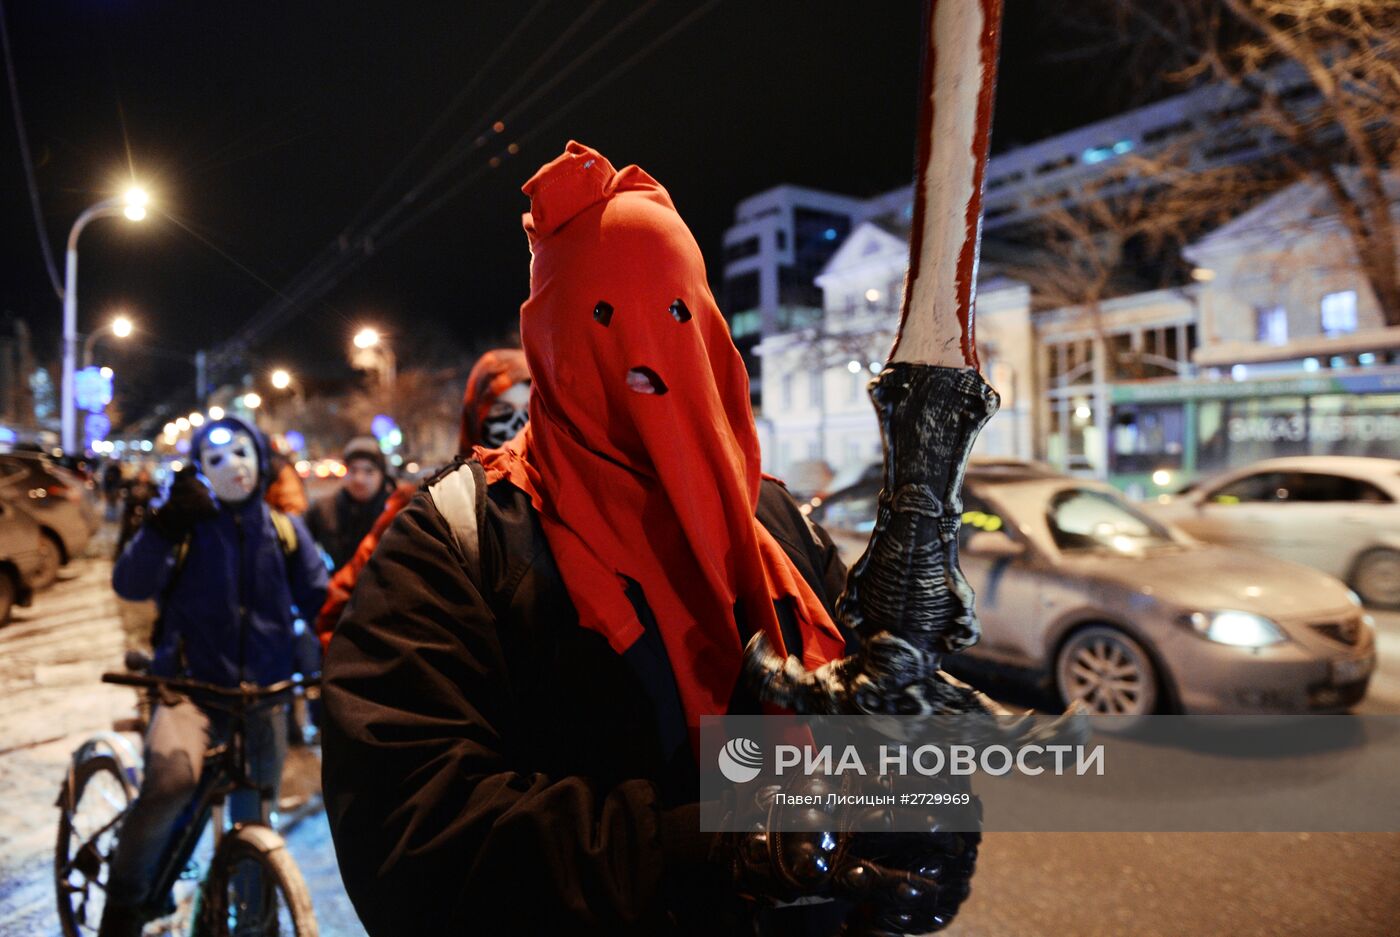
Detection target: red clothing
<box><xmin>314</xmin><ymin>481</ymin><xmax>416</xmax><ymax>650</ymax></box>
<box><xmin>478</xmin><ymin>142</ymin><xmax>845</xmax><ymax>745</ymax></box>
<box><xmin>460</xmin><ymin>349</ymin><xmax>529</xmax><ymax>453</ymax></box>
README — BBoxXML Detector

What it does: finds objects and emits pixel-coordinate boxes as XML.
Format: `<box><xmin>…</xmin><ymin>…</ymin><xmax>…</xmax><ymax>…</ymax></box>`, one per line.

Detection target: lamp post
<box><xmin>82</xmin><ymin>314</ymin><xmax>135</xmax><ymax>369</ymax></box>
<box><xmin>62</xmin><ymin>187</ymin><xmax>149</xmax><ymax>453</ymax></box>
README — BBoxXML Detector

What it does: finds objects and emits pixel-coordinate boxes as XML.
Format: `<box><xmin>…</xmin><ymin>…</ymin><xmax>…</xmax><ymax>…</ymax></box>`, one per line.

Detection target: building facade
<box><xmin>754</xmin><ymin>210</ymin><xmax>1033</xmax><ymax>488</ymax></box>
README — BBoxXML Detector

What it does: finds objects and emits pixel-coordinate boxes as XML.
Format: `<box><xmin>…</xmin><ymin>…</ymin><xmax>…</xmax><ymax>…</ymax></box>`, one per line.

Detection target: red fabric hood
<box><xmin>459</xmin><ymin>348</ymin><xmax>530</xmax><ymax>453</ymax></box>
<box><xmin>478</xmin><ymin>142</ymin><xmax>845</xmax><ymax>740</ymax></box>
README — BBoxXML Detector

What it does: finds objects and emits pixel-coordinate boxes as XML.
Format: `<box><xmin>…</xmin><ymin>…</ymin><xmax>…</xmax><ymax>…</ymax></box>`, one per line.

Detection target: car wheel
<box><xmin>1350</xmin><ymin>548</ymin><xmax>1400</xmax><ymax>609</ymax></box>
<box><xmin>33</xmin><ymin>532</ymin><xmax>62</xmax><ymax>591</ymax></box>
<box><xmin>1055</xmin><ymin>625</ymin><xmax>1159</xmax><ymax>717</ymax></box>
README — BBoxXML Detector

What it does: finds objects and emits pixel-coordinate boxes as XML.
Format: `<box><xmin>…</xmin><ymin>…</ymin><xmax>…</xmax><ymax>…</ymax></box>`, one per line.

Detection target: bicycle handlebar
<box><xmin>102</xmin><ymin>671</ymin><xmax>318</xmax><ymax>700</ymax></box>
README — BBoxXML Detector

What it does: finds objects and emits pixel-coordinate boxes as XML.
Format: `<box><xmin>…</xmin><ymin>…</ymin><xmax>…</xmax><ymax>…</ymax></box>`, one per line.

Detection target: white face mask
<box><xmin>481</xmin><ymin>381</ymin><xmax>531</xmax><ymax>448</ymax></box>
<box><xmin>200</xmin><ymin>427</ymin><xmax>259</xmax><ymax>504</ymax></box>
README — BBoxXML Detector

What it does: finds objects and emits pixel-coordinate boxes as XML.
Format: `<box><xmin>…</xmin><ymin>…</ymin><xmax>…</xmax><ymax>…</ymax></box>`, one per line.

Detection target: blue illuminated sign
<box><xmin>75</xmin><ymin>367</ymin><xmax>114</xmax><ymax>413</ymax></box>
<box><xmin>370</xmin><ymin>414</ymin><xmax>398</xmax><ymax>440</ymax></box>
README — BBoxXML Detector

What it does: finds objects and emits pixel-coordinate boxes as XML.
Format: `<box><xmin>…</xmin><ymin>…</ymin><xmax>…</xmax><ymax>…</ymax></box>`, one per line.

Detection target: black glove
<box><xmin>720</xmin><ymin>773</ymin><xmax>979</xmax><ymax>935</ymax></box>
<box><xmin>147</xmin><ymin>467</ymin><xmax>218</xmax><ymax>542</ymax></box>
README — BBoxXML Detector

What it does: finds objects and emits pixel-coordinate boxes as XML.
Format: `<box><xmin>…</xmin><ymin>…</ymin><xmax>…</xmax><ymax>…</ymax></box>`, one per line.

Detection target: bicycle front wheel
<box><xmin>55</xmin><ymin>754</ymin><xmax>131</xmax><ymax>936</ymax></box>
<box><xmin>195</xmin><ymin>823</ymin><xmax>317</xmax><ymax>937</ymax></box>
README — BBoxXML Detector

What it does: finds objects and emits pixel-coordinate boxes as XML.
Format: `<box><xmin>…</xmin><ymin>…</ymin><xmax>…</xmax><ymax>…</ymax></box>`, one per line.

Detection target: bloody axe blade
<box><xmin>743</xmin><ymin>0</ymin><xmax>1011</xmax><ymax>717</ymax></box>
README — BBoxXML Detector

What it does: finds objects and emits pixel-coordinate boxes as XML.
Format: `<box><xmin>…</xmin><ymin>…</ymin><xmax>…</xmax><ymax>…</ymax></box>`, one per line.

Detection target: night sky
<box><xmin>0</xmin><ymin>1</ymin><xmax>1133</xmax><ymax>426</ymax></box>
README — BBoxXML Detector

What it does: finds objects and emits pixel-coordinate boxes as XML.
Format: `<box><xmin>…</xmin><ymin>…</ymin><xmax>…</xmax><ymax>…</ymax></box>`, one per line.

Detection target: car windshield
<box><xmin>1047</xmin><ymin>488</ymin><xmax>1176</xmax><ymax>554</ymax></box>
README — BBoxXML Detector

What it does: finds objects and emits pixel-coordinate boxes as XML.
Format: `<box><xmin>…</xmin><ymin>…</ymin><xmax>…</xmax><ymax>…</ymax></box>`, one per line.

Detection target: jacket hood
<box><xmin>191</xmin><ymin>414</ymin><xmax>273</xmax><ymax>494</ymax></box>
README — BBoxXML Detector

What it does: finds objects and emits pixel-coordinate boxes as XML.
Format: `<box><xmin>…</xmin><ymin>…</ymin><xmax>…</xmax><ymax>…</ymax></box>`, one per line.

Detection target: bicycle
<box><xmin>55</xmin><ymin>670</ymin><xmax>320</xmax><ymax>936</ymax></box>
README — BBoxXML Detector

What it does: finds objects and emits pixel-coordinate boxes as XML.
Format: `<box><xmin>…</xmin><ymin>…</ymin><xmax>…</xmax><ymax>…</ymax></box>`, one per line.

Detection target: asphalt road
<box><xmin>1</xmin><ymin>528</ymin><xmax>1397</xmax><ymax>936</ymax></box>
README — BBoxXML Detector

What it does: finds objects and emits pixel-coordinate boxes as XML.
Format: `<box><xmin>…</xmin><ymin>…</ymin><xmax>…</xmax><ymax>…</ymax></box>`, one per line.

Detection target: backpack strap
<box><xmin>428</xmin><ymin>460</ymin><xmax>486</xmax><ymax>586</ymax></box>
<box><xmin>269</xmin><ymin>508</ymin><xmax>298</xmax><ymax>557</ymax></box>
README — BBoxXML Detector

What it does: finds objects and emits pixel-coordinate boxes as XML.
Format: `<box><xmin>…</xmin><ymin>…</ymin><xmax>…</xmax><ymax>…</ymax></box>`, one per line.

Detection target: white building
<box><xmin>754</xmin><ymin>210</ymin><xmax>1033</xmax><ymax>486</ymax></box>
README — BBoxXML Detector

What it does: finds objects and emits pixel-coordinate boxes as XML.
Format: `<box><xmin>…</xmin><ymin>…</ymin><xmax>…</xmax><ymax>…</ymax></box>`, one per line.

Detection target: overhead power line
<box><xmin>137</xmin><ymin>1</ymin><xmax>724</xmax><ymax>428</ymax></box>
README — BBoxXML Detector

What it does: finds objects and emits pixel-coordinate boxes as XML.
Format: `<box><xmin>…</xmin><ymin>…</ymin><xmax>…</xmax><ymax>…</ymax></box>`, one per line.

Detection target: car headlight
<box><xmin>1185</xmin><ymin>610</ymin><xmax>1287</xmax><ymax>648</ymax></box>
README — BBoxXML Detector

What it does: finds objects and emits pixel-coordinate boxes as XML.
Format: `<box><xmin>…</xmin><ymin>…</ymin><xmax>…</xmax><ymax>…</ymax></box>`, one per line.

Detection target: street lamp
<box><xmin>243</xmin><ymin>392</ymin><xmax>262</xmax><ymax>410</ymax></box>
<box><xmin>62</xmin><ymin>186</ymin><xmax>150</xmax><ymax>453</ymax></box>
<box><xmin>270</xmin><ymin>368</ymin><xmax>292</xmax><ymax>390</ymax></box>
<box><xmin>82</xmin><ymin>314</ymin><xmax>136</xmax><ymax>368</ymax></box>
<box><xmin>350</xmin><ymin>326</ymin><xmax>395</xmax><ymax>390</ymax></box>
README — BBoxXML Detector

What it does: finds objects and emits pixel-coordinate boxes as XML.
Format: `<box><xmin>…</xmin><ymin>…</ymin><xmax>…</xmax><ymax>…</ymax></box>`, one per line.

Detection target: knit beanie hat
<box><xmin>343</xmin><ymin>435</ymin><xmax>387</xmax><ymax>474</ymax></box>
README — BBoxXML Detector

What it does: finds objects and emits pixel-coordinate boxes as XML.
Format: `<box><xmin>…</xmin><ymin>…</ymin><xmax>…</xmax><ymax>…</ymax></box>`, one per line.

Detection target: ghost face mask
<box><xmin>200</xmin><ymin>427</ymin><xmax>259</xmax><ymax>504</ymax></box>
<box><xmin>480</xmin><ymin>381</ymin><xmax>530</xmax><ymax>448</ymax></box>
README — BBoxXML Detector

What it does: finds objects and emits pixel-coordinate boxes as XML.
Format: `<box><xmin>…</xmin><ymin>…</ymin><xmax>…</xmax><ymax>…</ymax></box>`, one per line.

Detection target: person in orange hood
<box><xmin>312</xmin><ymin>348</ymin><xmax>529</xmax><ymax>649</ymax></box>
<box><xmin>322</xmin><ymin>144</ymin><xmax>970</xmax><ymax>936</ymax></box>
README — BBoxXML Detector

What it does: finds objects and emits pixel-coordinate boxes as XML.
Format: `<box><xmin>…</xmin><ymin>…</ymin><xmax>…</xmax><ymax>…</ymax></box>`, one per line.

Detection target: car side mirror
<box><xmin>965</xmin><ymin>530</ymin><xmax>1026</xmax><ymax>558</ymax></box>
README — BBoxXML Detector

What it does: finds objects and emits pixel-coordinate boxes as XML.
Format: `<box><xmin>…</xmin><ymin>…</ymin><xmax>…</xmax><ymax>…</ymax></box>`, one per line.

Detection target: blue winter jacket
<box><xmin>113</xmin><ymin>416</ymin><xmax>328</xmax><ymax>687</ymax></box>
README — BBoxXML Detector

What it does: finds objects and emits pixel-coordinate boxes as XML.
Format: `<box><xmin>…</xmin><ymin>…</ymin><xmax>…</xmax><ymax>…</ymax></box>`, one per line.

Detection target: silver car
<box><xmin>0</xmin><ymin>452</ymin><xmax>99</xmax><ymax>589</ymax></box>
<box><xmin>1149</xmin><ymin>456</ymin><xmax>1400</xmax><ymax>609</ymax></box>
<box><xmin>810</xmin><ymin>464</ymin><xmax>1376</xmax><ymax>716</ymax></box>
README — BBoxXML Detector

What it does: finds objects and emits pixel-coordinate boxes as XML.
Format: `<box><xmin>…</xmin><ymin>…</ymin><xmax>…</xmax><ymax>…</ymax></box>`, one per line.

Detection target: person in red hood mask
<box><xmin>312</xmin><ymin>348</ymin><xmax>530</xmax><ymax>650</ymax></box>
<box><xmin>322</xmin><ymin>144</ymin><xmax>974</xmax><ymax>936</ymax></box>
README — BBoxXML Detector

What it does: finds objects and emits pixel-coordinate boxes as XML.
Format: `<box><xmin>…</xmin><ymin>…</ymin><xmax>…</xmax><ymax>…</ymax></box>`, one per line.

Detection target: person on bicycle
<box><xmin>102</xmin><ymin>415</ymin><xmax>328</xmax><ymax>937</ymax></box>
<box><xmin>321</xmin><ymin>144</ymin><xmax>972</xmax><ymax>935</ymax></box>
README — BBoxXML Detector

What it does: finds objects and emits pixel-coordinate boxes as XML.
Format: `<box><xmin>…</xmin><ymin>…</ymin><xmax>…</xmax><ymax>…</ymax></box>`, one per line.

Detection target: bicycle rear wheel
<box><xmin>55</xmin><ymin>754</ymin><xmax>131</xmax><ymax>936</ymax></box>
<box><xmin>195</xmin><ymin>823</ymin><xmax>317</xmax><ymax>937</ymax></box>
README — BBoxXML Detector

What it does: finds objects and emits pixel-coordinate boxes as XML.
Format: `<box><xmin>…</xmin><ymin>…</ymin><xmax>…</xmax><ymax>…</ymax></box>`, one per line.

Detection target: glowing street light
<box><xmin>208</xmin><ymin>406</ymin><xmax>225</xmax><ymax>421</ymax></box>
<box><xmin>83</xmin><ymin>313</ymin><xmax>136</xmax><ymax>368</ymax></box>
<box><xmin>188</xmin><ymin>412</ymin><xmax>205</xmax><ymax>428</ymax></box>
<box><xmin>243</xmin><ymin>392</ymin><xmax>262</xmax><ymax>410</ymax></box>
<box><xmin>62</xmin><ymin>185</ymin><xmax>152</xmax><ymax>452</ymax></box>
<box><xmin>270</xmin><ymin>369</ymin><xmax>292</xmax><ymax>390</ymax></box>
<box><xmin>122</xmin><ymin>187</ymin><xmax>150</xmax><ymax>222</ymax></box>
<box><xmin>350</xmin><ymin>326</ymin><xmax>395</xmax><ymax>390</ymax></box>
<box><xmin>176</xmin><ymin>417</ymin><xmax>191</xmax><ymax>432</ymax></box>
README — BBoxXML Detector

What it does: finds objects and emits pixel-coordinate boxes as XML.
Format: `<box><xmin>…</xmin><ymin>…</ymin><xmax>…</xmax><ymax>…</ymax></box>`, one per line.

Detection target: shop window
<box><xmin>1320</xmin><ymin>290</ymin><xmax>1357</xmax><ymax>336</ymax></box>
<box><xmin>1110</xmin><ymin>404</ymin><xmax>1184</xmax><ymax>473</ymax></box>
<box><xmin>729</xmin><ymin>310</ymin><xmax>761</xmax><ymax>338</ymax></box>
<box><xmin>1256</xmin><ymin>305</ymin><xmax>1288</xmax><ymax>345</ymax></box>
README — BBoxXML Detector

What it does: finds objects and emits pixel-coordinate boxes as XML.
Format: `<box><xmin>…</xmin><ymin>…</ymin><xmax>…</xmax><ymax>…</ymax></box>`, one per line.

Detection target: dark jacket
<box><xmin>112</xmin><ymin>416</ymin><xmax>329</xmax><ymax>687</ymax></box>
<box><xmin>322</xmin><ymin>468</ymin><xmax>849</xmax><ymax>935</ymax></box>
<box><xmin>307</xmin><ymin>484</ymin><xmax>391</xmax><ymax>570</ymax></box>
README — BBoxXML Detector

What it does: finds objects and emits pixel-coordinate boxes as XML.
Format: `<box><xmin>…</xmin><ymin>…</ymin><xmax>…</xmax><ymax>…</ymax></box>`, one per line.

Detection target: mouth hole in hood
<box><xmin>626</xmin><ymin>366</ymin><xmax>668</xmax><ymax>395</ymax></box>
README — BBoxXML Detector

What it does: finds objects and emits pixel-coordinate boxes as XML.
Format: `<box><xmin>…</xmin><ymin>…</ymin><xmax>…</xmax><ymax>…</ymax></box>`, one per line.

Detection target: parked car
<box><xmin>0</xmin><ymin>452</ymin><xmax>100</xmax><ymax>589</ymax></box>
<box><xmin>810</xmin><ymin>462</ymin><xmax>1376</xmax><ymax>716</ymax></box>
<box><xmin>1150</xmin><ymin>456</ymin><xmax>1400</xmax><ymax>608</ymax></box>
<box><xmin>0</xmin><ymin>495</ymin><xmax>46</xmax><ymax>623</ymax></box>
